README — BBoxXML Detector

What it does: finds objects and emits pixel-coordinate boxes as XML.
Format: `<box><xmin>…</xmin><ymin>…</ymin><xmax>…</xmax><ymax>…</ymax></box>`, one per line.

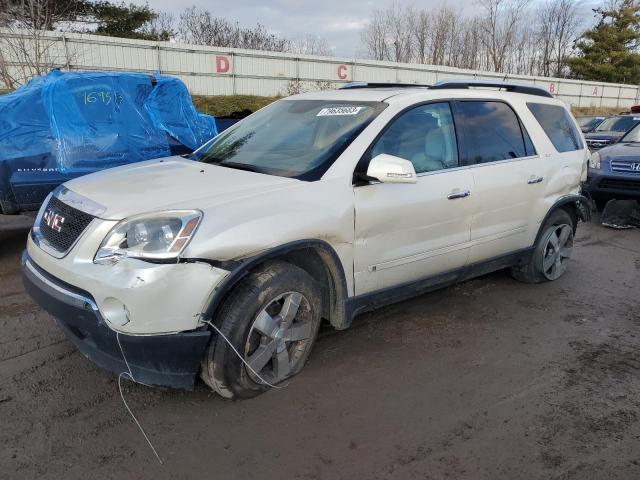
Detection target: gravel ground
<box><xmin>1</xmin><ymin>217</ymin><xmax>639</xmax><ymax>480</ymax></box>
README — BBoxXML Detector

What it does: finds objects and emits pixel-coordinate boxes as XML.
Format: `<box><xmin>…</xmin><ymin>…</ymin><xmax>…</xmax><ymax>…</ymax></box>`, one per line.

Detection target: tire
<box><xmin>511</xmin><ymin>209</ymin><xmax>575</xmax><ymax>284</ymax></box>
<box><xmin>200</xmin><ymin>261</ymin><xmax>323</xmax><ymax>399</ymax></box>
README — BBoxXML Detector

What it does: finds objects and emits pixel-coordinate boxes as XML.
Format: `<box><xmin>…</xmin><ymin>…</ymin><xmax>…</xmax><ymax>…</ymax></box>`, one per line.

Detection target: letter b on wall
<box><xmin>216</xmin><ymin>55</ymin><xmax>230</xmax><ymax>74</ymax></box>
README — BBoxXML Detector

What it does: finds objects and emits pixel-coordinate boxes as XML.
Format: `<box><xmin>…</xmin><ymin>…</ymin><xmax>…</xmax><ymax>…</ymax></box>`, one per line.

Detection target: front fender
<box><xmin>200</xmin><ymin>239</ymin><xmax>351</xmax><ymax>330</ymax></box>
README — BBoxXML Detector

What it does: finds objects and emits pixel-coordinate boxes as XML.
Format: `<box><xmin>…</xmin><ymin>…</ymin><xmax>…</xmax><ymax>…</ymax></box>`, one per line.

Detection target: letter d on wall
<box><xmin>216</xmin><ymin>55</ymin><xmax>230</xmax><ymax>73</ymax></box>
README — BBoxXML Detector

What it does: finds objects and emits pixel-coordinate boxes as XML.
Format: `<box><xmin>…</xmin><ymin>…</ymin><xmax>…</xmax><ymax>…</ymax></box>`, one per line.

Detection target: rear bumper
<box><xmin>21</xmin><ymin>251</ymin><xmax>210</xmax><ymax>390</ymax></box>
<box><xmin>583</xmin><ymin>173</ymin><xmax>640</xmax><ymax>198</ymax></box>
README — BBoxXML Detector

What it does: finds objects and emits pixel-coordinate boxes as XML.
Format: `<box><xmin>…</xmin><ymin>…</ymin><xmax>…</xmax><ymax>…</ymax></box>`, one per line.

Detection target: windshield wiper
<box><xmin>217</xmin><ymin>162</ymin><xmax>265</xmax><ymax>174</ymax></box>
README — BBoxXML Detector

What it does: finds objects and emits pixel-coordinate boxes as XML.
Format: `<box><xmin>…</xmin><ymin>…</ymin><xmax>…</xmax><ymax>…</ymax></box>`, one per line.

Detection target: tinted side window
<box><xmin>527</xmin><ymin>103</ymin><xmax>584</xmax><ymax>152</ymax></box>
<box><xmin>456</xmin><ymin>101</ymin><xmax>528</xmax><ymax>165</ymax></box>
<box><xmin>370</xmin><ymin>102</ymin><xmax>458</xmax><ymax>174</ymax></box>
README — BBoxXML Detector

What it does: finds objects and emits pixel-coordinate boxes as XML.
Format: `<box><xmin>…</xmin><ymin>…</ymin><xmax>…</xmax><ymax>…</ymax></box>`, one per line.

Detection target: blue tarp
<box><xmin>0</xmin><ymin>70</ymin><xmax>217</xmax><ymax>212</ymax></box>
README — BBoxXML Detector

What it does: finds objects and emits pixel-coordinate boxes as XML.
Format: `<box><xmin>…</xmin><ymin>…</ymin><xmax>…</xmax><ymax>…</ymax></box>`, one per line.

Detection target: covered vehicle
<box><xmin>584</xmin><ymin>114</ymin><xmax>640</xmax><ymax>151</ymax></box>
<box><xmin>0</xmin><ymin>70</ymin><xmax>217</xmax><ymax>214</ymax></box>
<box><xmin>584</xmin><ymin>122</ymin><xmax>640</xmax><ymax>201</ymax></box>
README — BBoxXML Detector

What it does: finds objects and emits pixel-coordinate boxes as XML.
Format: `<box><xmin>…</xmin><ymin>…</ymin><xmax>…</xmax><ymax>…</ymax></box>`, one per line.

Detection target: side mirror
<box><xmin>366</xmin><ymin>154</ymin><xmax>417</xmax><ymax>184</ymax></box>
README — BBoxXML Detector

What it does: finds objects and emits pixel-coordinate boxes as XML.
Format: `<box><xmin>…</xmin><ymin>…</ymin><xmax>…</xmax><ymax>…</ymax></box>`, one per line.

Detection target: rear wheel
<box><xmin>201</xmin><ymin>261</ymin><xmax>323</xmax><ymax>399</ymax></box>
<box><xmin>511</xmin><ymin>209</ymin><xmax>575</xmax><ymax>284</ymax></box>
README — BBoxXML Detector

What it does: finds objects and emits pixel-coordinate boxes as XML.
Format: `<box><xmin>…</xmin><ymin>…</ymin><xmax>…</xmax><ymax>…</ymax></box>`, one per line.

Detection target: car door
<box><xmin>453</xmin><ymin>100</ymin><xmax>546</xmax><ymax>264</ymax></box>
<box><xmin>353</xmin><ymin>102</ymin><xmax>474</xmax><ymax>296</ymax></box>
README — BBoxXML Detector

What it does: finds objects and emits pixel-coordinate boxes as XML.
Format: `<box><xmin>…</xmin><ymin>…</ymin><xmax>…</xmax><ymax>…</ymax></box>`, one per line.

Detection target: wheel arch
<box><xmin>535</xmin><ymin>194</ymin><xmax>590</xmax><ymax>245</ymax></box>
<box><xmin>202</xmin><ymin>239</ymin><xmax>351</xmax><ymax>331</ymax></box>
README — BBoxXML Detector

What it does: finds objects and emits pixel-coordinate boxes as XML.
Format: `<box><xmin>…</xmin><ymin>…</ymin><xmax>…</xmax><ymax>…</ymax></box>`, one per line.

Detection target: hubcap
<box><xmin>244</xmin><ymin>291</ymin><xmax>314</xmax><ymax>384</ymax></box>
<box><xmin>542</xmin><ymin>224</ymin><xmax>573</xmax><ymax>280</ymax></box>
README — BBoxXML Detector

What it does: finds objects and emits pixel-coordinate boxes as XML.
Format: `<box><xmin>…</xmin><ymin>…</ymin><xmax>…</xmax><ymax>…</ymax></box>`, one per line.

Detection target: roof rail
<box><xmin>339</xmin><ymin>79</ymin><xmax>554</xmax><ymax>98</ymax></box>
<box><xmin>340</xmin><ymin>81</ymin><xmax>429</xmax><ymax>89</ymax></box>
<box><xmin>430</xmin><ymin>80</ymin><xmax>553</xmax><ymax>98</ymax></box>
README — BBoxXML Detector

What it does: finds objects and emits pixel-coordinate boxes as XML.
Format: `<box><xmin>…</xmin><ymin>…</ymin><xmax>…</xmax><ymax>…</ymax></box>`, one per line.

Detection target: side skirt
<box><xmin>345</xmin><ymin>247</ymin><xmax>534</xmax><ymax>323</ymax></box>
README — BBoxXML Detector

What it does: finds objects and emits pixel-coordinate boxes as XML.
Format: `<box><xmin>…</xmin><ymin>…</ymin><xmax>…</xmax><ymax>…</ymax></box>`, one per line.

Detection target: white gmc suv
<box><xmin>22</xmin><ymin>80</ymin><xmax>591</xmax><ymax>399</ymax></box>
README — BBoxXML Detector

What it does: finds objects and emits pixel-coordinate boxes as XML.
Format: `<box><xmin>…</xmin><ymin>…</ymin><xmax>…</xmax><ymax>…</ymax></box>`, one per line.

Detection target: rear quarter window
<box><xmin>527</xmin><ymin>103</ymin><xmax>584</xmax><ymax>153</ymax></box>
<box><xmin>455</xmin><ymin>101</ymin><xmax>534</xmax><ymax>165</ymax></box>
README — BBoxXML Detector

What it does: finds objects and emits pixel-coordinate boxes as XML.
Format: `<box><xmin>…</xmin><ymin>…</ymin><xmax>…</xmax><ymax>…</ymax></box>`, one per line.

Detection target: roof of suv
<box><xmin>292</xmin><ymin>86</ymin><xmax>561</xmax><ymax>105</ymax></box>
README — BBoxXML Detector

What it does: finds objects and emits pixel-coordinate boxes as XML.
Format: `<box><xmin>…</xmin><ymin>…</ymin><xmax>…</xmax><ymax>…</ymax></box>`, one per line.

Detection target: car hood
<box><xmin>585</xmin><ymin>131</ymin><xmax>624</xmax><ymax>141</ymax></box>
<box><xmin>598</xmin><ymin>142</ymin><xmax>640</xmax><ymax>160</ymax></box>
<box><xmin>64</xmin><ymin>157</ymin><xmax>300</xmax><ymax>220</ymax></box>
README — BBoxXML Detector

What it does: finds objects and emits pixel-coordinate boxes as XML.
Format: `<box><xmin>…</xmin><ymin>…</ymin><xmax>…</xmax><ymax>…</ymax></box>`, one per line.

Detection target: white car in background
<box><xmin>22</xmin><ymin>80</ymin><xmax>590</xmax><ymax>399</ymax></box>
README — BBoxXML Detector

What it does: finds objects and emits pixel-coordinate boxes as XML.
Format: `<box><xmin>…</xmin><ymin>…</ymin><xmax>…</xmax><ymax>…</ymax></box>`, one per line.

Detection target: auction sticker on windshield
<box><xmin>317</xmin><ymin>106</ymin><xmax>365</xmax><ymax>116</ymax></box>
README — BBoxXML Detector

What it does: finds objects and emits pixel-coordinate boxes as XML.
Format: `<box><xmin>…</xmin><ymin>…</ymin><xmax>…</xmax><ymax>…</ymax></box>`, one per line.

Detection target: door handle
<box><xmin>447</xmin><ymin>189</ymin><xmax>471</xmax><ymax>200</ymax></box>
<box><xmin>527</xmin><ymin>175</ymin><xmax>544</xmax><ymax>184</ymax></box>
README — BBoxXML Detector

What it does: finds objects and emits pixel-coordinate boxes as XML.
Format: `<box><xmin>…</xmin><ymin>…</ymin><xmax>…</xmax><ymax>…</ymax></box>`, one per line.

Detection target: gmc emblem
<box><xmin>631</xmin><ymin>163</ymin><xmax>640</xmax><ymax>172</ymax></box>
<box><xmin>43</xmin><ymin>209</ymin><xmax>65</xmax><ymax>233</ymax></box>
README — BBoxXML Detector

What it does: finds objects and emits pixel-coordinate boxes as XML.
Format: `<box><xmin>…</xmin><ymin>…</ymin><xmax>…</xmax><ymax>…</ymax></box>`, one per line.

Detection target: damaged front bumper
<box><xmin>21</xmin><ymin>251</ymin><xmax>211</xmax><ymax>389</ymax></box>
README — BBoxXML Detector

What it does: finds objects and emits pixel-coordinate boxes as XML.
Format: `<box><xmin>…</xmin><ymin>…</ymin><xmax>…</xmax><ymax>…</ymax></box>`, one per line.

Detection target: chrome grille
<box><xmin>38</xmin><ymin>196</ymin><xmax>94</xmax><ymax>253</ymax></box>
<box><xmin>586</xmin><ymin>139</ymin><xmax>611</xmax><ymax>150</ymax></box>
<box><xmin>611</xmin><ymin>160</ymin><xmax>640</xmax><ymax>174</ymax></box>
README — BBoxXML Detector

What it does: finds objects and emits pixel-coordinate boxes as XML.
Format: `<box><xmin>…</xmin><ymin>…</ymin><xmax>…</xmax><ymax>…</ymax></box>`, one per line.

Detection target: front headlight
<box><xmin>589</xmin><ymin>151</ymin><xmax>601</xmax><ymax>169</ymax></box>
<box><xmin>95</xmin><ymin>210</ymin><xmax>202</xmax><ymax>264</ymax></box>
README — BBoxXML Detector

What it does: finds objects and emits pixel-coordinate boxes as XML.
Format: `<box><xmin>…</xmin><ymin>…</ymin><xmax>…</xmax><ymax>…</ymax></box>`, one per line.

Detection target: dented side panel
<box><xmin>182</xmin><ymin>176</ymin><xmax>357</xmax><ymax>296</ymax></box>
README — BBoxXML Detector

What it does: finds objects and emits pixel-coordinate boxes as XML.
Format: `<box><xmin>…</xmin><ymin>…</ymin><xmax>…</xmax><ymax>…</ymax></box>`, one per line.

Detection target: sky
<box><xmin>137</xmin><ymin>0</ymin><xmax>599</xmax><ymax>58</ymax></box>
<box><xmin>137</xmin><ymin>0</ymin><xmax>464</xmax><ymax>57</ymax></box>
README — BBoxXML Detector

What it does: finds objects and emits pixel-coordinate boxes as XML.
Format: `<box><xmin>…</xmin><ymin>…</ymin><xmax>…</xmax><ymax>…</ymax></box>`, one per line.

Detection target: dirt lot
<box><xmin>1</xmin><ymin>217</ymin><xmax>639</xmax><ymax>480</ymax></box>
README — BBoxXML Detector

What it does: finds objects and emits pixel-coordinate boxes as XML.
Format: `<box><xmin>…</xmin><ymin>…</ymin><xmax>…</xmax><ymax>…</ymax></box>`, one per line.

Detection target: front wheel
<box><xmin>201</xmin><ymin>261</ymin><xmax>323</xmax><ymax>399</ymax></box>
<box><xmin>511</xmin><ymin>209</ymin><xmax>575</xmax><ymax>284</ymax></box>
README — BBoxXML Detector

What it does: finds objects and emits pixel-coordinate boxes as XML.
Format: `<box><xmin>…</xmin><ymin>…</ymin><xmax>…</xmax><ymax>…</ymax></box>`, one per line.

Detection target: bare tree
<box><xmin>412</xmin><ymin>10</ymin><xmax>430</xmax><ymax>65</ymax></box>
<box><xmin>359</xmin><ymin>4</ymin><xmax>414</xmax><ymax>62</ymax></box>
<box><xmin>388</xmin><ymin>4</ymin><xmax>414</xmax><ymax>63</ymax></box>
<box><xmin>0</xmin><ymin>0</ymin><xmax>79</xmax><ymax>89</ymax></box>
<box><xmin>360</xmin><ymin>8</ymin><xmax>390</xmax><ymax>61</ymax></box>
<box><xmin>140</xmin><ymin>11</ymin><xmax>175</xmax><ymax>42</ymax></box>
<box><xmin>553</xmin><ymin>0</ymin><xmax>580</xmax><ymax>77</ymax></box>
<box><xmin>178</xmin><ymin>7</ymin><xmax>290</xmax><ymax>52</ymax></box>
<box><xmin>359</xmin><ymin>0</ymin><xmax>583</xmax><ymax>79</ymax></box>
<box><xmin>457</xmin><ymin>18</ymin><xmax>484</xmax><ymax>70</ymax></box>
<box><xmin>290</xmin><ymin>34</ymin><xmax>332</xmax><ymax>56</ymax></box>
<box><xmin>478</xmin><ymin>0</ymin><xmax>528</xmax><ymax>72</ymax></box>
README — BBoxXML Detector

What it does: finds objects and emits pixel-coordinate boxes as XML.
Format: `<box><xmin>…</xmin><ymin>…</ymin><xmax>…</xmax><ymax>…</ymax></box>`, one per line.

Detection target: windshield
<box><xmin>594</xmin><ymin>116</ymin><xmax>640</xmax><ymax>133</ymax></box>
<box><xmin>621</xmin><ymin>123</ymin><xmax>640</xmax><ymax>143</ymax></box>
<box><xmin>577</xmin><ymin>116</ymin><xmax>604</xmax><ymax>128</ymax></box>
<box><xmin>190</xmin><ymin>99</ymin><xmax>386</xmax><ymax>180</ymax></box>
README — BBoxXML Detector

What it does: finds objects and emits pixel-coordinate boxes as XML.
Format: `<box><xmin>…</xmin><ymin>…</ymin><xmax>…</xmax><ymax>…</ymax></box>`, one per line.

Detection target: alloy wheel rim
<box><xmin>542</xmin><ymin>224</ymin><xmax>573</xmax><ymax>281</ymax></box>
<box><xmin>244</xmin><ymin>291</ymin><xmax>314</xmax><ymax>384</ymax></box>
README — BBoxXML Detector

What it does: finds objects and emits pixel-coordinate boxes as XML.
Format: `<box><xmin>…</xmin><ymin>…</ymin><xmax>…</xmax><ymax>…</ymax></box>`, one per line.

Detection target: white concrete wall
<box><xmin>2</xmin><ymin>29</ymin><xmax>639</xmax><ymax>108</ymax></box>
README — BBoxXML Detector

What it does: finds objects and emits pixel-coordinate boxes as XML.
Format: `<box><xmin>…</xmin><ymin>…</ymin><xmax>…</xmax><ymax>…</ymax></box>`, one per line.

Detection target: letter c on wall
<box><xmin>337</xmin><ymin>64</ymin><xmax>347</xmax><ymax>80</ymax></box>
<box><xmin>216</xmin><ymin>55</ymin><xmax>230</xmax><ymax>74</ymax></box>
